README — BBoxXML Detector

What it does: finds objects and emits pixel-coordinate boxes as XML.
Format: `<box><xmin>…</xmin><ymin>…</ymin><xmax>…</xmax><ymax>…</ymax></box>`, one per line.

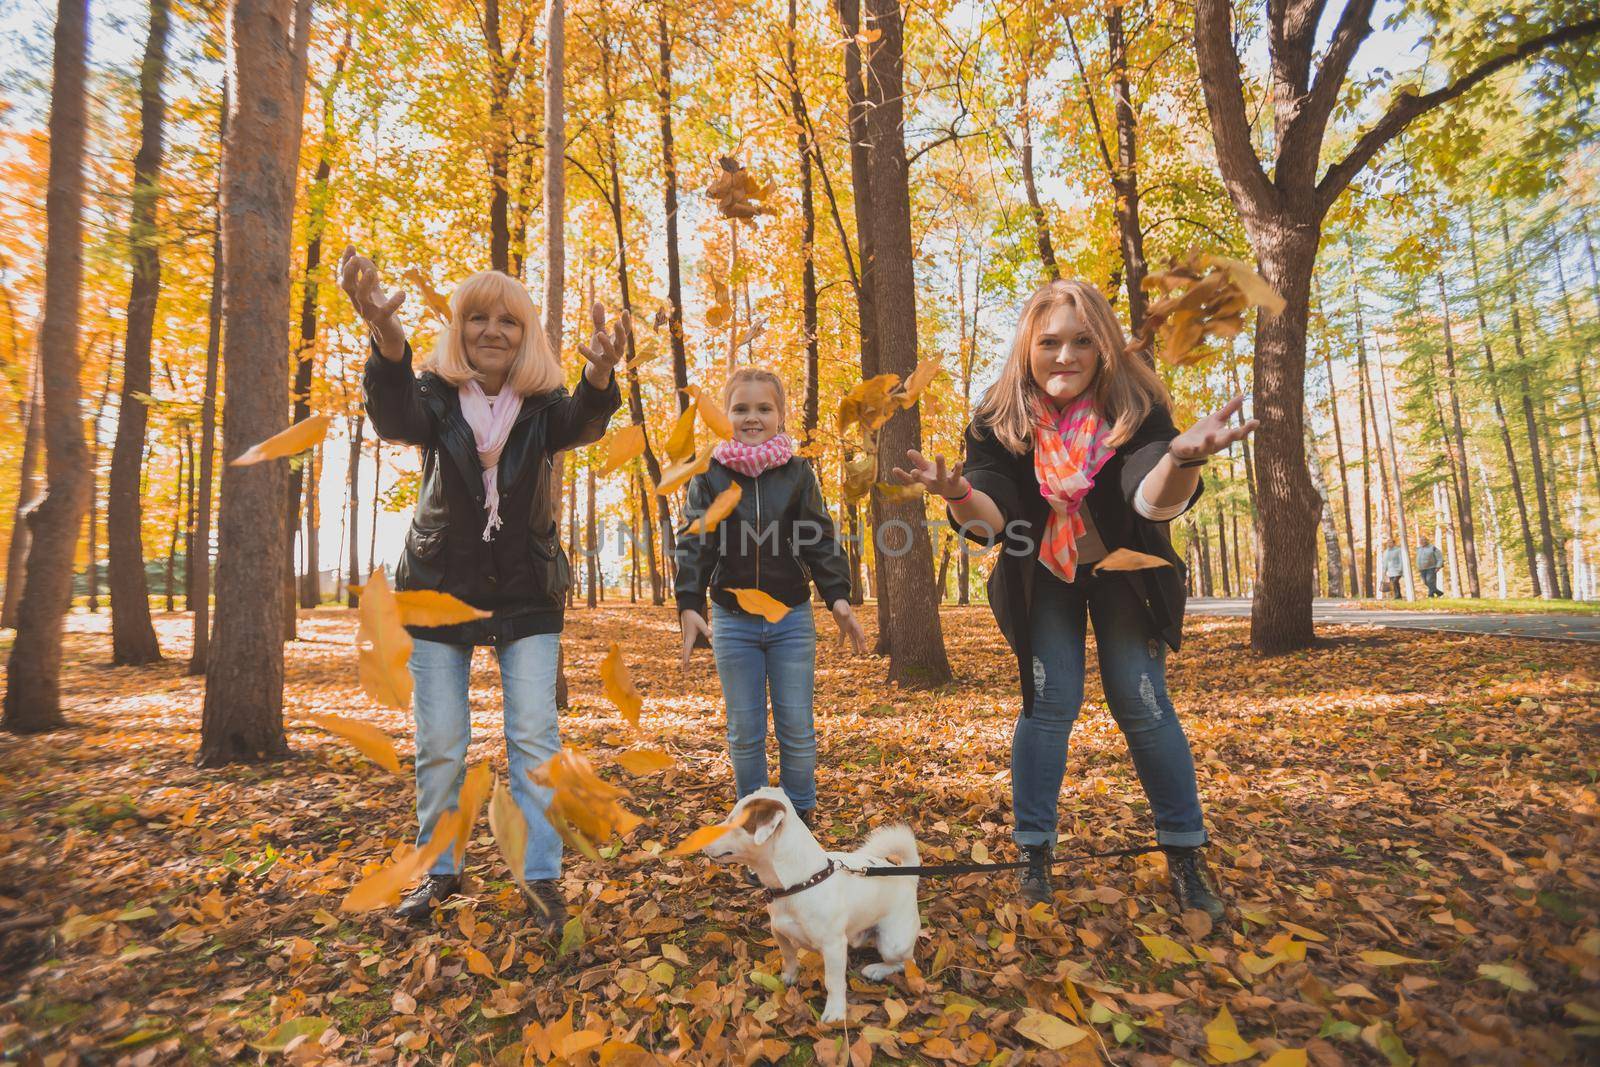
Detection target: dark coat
<box><xmin>363</xmin><ymin>340</ymin><xmax>622</xmax><ymax>644</ymax></box>
<box><xmin>674</xmin><ymin>456</ymin><xmax>854</xmax><ymax>617</ymax></box>
<box><xmin>953</xmin><ymin>404</ymin><xmax>1202</xmax><ymax>714</ymax></box>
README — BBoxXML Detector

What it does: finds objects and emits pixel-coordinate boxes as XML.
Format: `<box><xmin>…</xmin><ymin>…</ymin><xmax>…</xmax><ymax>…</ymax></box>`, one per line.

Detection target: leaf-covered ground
<box><xmin>1</xmin><ymin>605</ymin><xmax>1596</xmax><ymax>1065</ymax></box>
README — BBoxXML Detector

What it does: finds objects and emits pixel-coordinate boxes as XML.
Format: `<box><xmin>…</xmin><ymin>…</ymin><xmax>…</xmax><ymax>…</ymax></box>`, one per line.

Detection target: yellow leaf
<box><xmin>341</xmin><ymin>808</ymin><xmax>464</xmax><ymax>912</ymax></box>
<box><xmin>600</xmin><ymin>642</ymin><xmax>644</xmax><ymax>727</ymax></box>
<box><xmin>1093</xmin><ymin>548</ymin><xmax>1173</xmax><ymax>573</ymax></box>
<box><xmin>1263</xmin><ymin>933</ymin><xmax>1307</xmax><ymax>961</ymax></box>
<box><xmin>1261</xmin><ymin>1051</ymin><xmax>1308</xmax><ymax>1067</ymax></box>
<box><xmin>1138</xmin><ymin>935</ymin><xmax>1195</xmax><ymax>964</ymax></box>
<box><xmin>855</xmin><ymin>26</ymin><xmax>881</xmax><ymax>44</ymax></box>
<box><xmin>843</xmin><ymin>450</ymin><xmax>876</xmax><ymax>502</ymax></box>
<box><xmin>670</xmin><ymin>805</ymin><xmax>754</xmax><ymax>856</ymax></box>
<box><xmin>403</xmin><ymin>268</ymin><xmax>454</xmax><ymax>324</ymax></box>
<box><xmin>1201</xmin><ymin>254</ymin><xmax>1287</xmax><ymax>316</ymax></box>
<box><xmin>614</xmin><ymin>748</ymin><xmax>675</xmax><ymax>775</ymax></box>
<box><xmin>1359</xmin><ymin>950</ymin><xmax>1433</xmax><ymax>966</ymax></box>
<box><xmin>454</xmin><ymin>763</ymin><xmax>493</xmax><ymax>869</ymax></box>
<box><xmin>392</xmin><ymin>590</ymin><xmax>491</xmax><ymax>628</ymax></box>
<box><xmin>488</xmin><ymin>778</ymin><xmax>528</xmax><ymax>893</ymax></box>
<box><xmin>1013</xmin><ymin>1010</ymin><xmax>1088</xmax><ymax>1051</ymax></box>
<box><xmin>598</xmin><ymin>424</ymin><xmax>647</xmax><ymax>477</ymax></box>
<box><xmin>664</xmin><ymin>405</ymin><xmax>698</xmax><ymax>463</ymax></box>
<box><xmin>1204</xmin><ymin>1005</ymin><xmax>1258</xmax><ymax>1064</ymax></box>
<box><xmin>532</xmin><ymin>747</ymin><xmax>643</xmax><ymax>852</ymax></box>
<box><xmin>559</xmin><ymin>1031</ymin><xmax>605</xmax><ymax>1058</ymax></box>
<box><xmin>684</xmin><ymin>384</ymin><xmax>735</xmax><ymax>439</ymax></box>
<box><xmin>896</xmin><ymin>357</ymin><xmax>943</xmax><ymax>407</ymax></box>
<box><xmin>463</xmin><ymin>945</ymin><xmax>497</xmax><ymax>978</ymax></box>
<box><xmin>304</xmin><ymin>713</ymin><xmax>402</xmax><ymax>775</ymax></box>
<box><xmin>707</xmin><ymin>280</ymin><xmax>733</xmax><ymax>328</ymax></box>
<box><xmin>1477</xmin><ymin>962</ymin><xmax>1535</xmax><ymax>992</ymax></box>
<box><xmin>875</xmin><ymin>480</ymin><xmax>925</xmax><ymax>504</ymax></box>
<box><xmin>838</xmin><ymin>374</ymin><xmax>902</xmax><ymax>433</ymax></box>
<box><xmin>688</xmin><ymin>483</ymin><xmax>742</xmax><ymax>535</ymax></box>
<box><xmin>357</xmin><ymin>567</ymin><xmax>412</xmax><ymax>709</ymax></box>
<box><xmin>728</xmin><ymin>588</ymin><xmax>790</xmax><ymax>623</ymax></box>
<box><xmin>231</xmin><ymin>415</ymin><xmax>330</xmax><ymax>466</ymax></box>
<box><xmin>1278</xmin><ymin>920</ymin><xmax>1327</xmax><ymax>942</ymax></box>
<box><xmin>655</xmin><ymin>449</ymin><xmax>714</xmax><ymax>495</ymax></box>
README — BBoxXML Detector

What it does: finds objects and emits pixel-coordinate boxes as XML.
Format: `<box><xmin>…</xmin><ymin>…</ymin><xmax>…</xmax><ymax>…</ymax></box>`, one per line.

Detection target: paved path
<box><xmin>1187</xmin><ymin>598</ymin><xmax>1600</xmax><ymax>644</ymax></box>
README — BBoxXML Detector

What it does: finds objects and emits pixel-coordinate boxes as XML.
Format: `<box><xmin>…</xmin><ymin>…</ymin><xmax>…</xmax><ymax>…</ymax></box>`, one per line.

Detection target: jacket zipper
<box><xmin>753</xmin><ymin>472</ymin><xmax>762</xmax><ymax>593</ymax></box>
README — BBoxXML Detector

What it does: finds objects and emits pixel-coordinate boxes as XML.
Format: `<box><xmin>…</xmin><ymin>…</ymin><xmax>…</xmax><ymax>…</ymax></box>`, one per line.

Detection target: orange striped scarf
<box><xmin>1034</xmin><ymin>395</ymin><xmax>1113</xmax><ymax>582</ymax></box>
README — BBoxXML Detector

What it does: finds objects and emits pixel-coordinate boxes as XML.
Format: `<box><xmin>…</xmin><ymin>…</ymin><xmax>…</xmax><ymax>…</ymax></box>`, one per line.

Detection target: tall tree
<box><xmin>198</xmin><ymin>0</ymin><xmax>315</xmax><ymax>766</ymax></box>
<box><xmin>3</xmin><ymin>0</ymin><xmax>93</xmax><ymax>733</ymax></box>
<box><xmin>106</xmin><ymin>0</ymin><xmax>172</xmax><ymax>665</ymax></box>
<box><xmin>543</xmin><ymin>0</ymin><xmax>573</xmax><ymax>708</ymax></box>
<box><xmin>1433</xmin><ymin>269</ymin><xmax>1480</xmax><ymax>596</ymax></box>
<box><xmin>862</xmin><ymin>0</ymin><xmax>951</xmax><ymax>685</ymax></box>
<box><xmin>654</xmin><ymin>3</ymin><xmax>689</xmax><ymax>414</ymax></box>
<box><xmin>1551</xmin><ymin>240</ymin><xmax>1600</xmax><ymax>499</ymax></box>
<box><xmin>1191</xmin><ymin>1</ymin><xmax>1599</xmax><ymax>650</ymax></box>
<box><xmin>188</xmin><ymin>84</ymin><xmax>226</xmax><ymax>677</ymax></box>
<box><xmin>785</xmin><ymin>0</ymin><xmax>821</xmax><ymax>441</ymax></box>
<box><xmin>345</xmin><ymin>415</ymin><xmax>362</xmax><ymax>607</ymax></box>
<box><xmin>2</xmin><ymin>366</ymin><xmax>43</xmax><ymax>629</ymax></box>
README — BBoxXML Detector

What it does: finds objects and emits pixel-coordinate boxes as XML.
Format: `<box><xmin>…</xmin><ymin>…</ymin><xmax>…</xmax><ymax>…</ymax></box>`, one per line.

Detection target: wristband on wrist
<box><xmin>944</xmin><ymin>480</ymin><xmax>974</xmax><ymax>504</ymax></box>
<box><xmin>1168</xmin><ymin>445</ymin><xmax>1208</xmax><ymax>468</ymax></box>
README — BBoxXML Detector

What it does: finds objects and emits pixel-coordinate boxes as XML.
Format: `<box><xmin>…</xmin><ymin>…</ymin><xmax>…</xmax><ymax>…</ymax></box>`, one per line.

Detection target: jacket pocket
<box><xmin>397</xmin><ymin>522</ymin><xmax>449</xmax><ymax>590</ymax></box>
<box><xmin>406</xmin><ymin>523</ymin><xmax>448</xmax><ymax>561</ymax></box>
<box><xmin>530</xmin><ymin>530</ymin><xmax>571</xmax><ymax>602</ymax></box>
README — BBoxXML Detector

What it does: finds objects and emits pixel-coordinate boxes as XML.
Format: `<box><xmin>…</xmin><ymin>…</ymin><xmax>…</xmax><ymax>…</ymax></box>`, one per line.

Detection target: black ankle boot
<box><xmin>796</xmin><ymin>807</ymin><xmax>816</xmax><ymax>832</ymax></box>
<box><xmin>1164</xmin><ymin>847</ymin><xmax>1225</xmax><ymax>921</ymax></box>
<box><xmin>1019</xmin><ymin>844</ymin><xmax>1054</xmax><ymax>905</ymax></box>
<box><xmin>395</xmin><ymin>874</ymin><xmax>460</xmax><ymax>924</ymax></box>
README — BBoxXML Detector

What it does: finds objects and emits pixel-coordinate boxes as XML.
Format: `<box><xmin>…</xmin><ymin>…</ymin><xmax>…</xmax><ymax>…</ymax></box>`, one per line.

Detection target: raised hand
<box><xmin>339</xmin><ymin>245</ymin><xmax>407</xmax><ymax>359</ymax></box>
<box><xmin>889</xmin><ymin>449</ymin><xmax>968</xmax><ymax>500</ymax></box>
<box><xmin>576</xmin><ymin>300</ymin><xmax>628</xmax><ymax>386</ymax></box>
<box><xmin>679</xmin><ymin>609</ymin><xmax>713</xmax><ymax>669</ymax></box>
<box><xmin>1169</xmin><ymin>393</ymin><xmax>1259</xmax><ymax>461</ymax></box>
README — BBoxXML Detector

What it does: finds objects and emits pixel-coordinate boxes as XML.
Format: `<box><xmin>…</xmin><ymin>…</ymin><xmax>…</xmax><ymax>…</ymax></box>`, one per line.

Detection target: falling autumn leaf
<box><xmin>487</xmin><ymin>778</ymin><xmax>528</xmax><ymax>893</ymax></box>
<box><xmin>230</xmin><ymin>415</ymin><xmax>330</xmax><ymax>466</ymax></box>
<box><xmin>532</xmin><ymin>747</ymin><xmax>644</xmax><ymax>856</ymax></box>
<box><xmin>600</xmin><ymin>642</ymin><xmax>643</xmax><ymax>726</ymax></box>
<box><xmin>357</xmin><ymin>567</ymin><xmax>412</xmax><ymax>709</ymax></box>
<box><xmin>896</xmin><ymin>357</ymin><xmax>943</xmax><ymax>408</ymax></box>
<box><xmin>402</xmin><ymin>267</ymin><xmax>454</xmax><ymax>323</ymax></box>
<box><xmin>875</xmin><ymin>480</ymin><xmax>925</xmax><ymax>504</ymax></box>
<box><xmin>681</xmin><ymin>384</ymin><xmax>734</xmax><ymax>439</ymax></box>
<box><xmin>688</xmin><ymin>483</ymin><xmax>741</xmax><ymax>535</ymax></box>
<box><xmin>1093</xmin><ymin>548</ymin><xmax>1173</xmax><ymax>572</ymax></box>
<box><xmin>303</xmin><ymin>713</ymin><xmax>402</xmax><ymax>775</ymax></box>
<box><xmin>341</xmin><ymin>808</ymin><xmax>465</xmax><ymax>912</ymax></box>
<box><xmin>664</xmin><ymin>404</ymin><xmax>698</xmax><ymax>463</ymax></box>
<box><xmin>392</xmin><ymin>590</ymin><xmax>491</xmax><ymax>628</ymax></box>
<box><xmin>1204</xmin><ymin>1005</ymin><xmax>1258</xmax><ymax>1063</ymax></box>
<box><xmin>669</xmin><ymin>805</ymin><xmax>754</xmax><ymax>856</ymax></box>
<box><xmin>838</xmin><ymin>374</ymin><xmax>903</xmax><ymax>434</ymax></box>
<box><xmin>613</xmin><ymin>748</ymin><xmax>675</xmax><ymax>776</ymax></box>
<box><xmin>728</xmin><ymin>588</ymin><xmax>790</xmax><ymax>622</ymax></box>
<box><xmin>706</xmin><ymin>279</ymin><xmax>734</xmax><ymax>328</ymax></box>
<box><xmin>655</xmin><ymin>449</ymin><xmax>714</xmax><ymax>495</ymax></box>
<box><xmin>453</xmin><ymin>762</ymin><xmax>493</xmax><ymax>868</ymax></box>
<box><xmin>598</xmin><ymin>424</ymin><xmax>647</xmax><ymax>478</ymax></box>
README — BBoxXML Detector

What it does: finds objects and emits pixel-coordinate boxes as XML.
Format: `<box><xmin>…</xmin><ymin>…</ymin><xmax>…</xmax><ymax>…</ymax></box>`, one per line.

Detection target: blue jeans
<box><xmin>711</xmin><ymin>602</ymin><xmax>818</xmax><ymax>812</ymax></box>
<box><xmin>410</xmin><ymin>634</ymin><xmax>563</xmax><ymax>880</ymax></box>
<box><xmin>1012</xmin><ymin>567</ymin><xmax>1208</xmax><ymax>849</ymax></box>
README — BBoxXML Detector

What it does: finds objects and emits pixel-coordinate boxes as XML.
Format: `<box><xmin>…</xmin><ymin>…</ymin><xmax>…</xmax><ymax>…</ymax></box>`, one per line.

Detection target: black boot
<box><xmin>796</xmin><ymin>807</ymin><xmax>816</xmax><ymax>832</ymax></box>
<box><xmin>1164</xmin><ymin>847</ymin><xmax>1225</xmax><ymax>922</ymax></box>
<box><xmin>522</xmin><ymin>879</ymin><xmax>567</xmax><ymax>937</ymax></box>
<box><xmin>395</xmin><ymin>874</ymin><xmax>460</xmax><ymax>924</ymax></box>
<box><xmin>1019</xmin><ymin>844</ymin><xmax>1054</xmax><ymax>905</ymax></box>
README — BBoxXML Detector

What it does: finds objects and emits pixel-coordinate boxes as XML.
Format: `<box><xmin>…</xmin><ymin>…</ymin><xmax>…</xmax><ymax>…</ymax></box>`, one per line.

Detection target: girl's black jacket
<box><xmin>954</xmin><ymin>404</ymin><xmax>1202</xmax><ymax>714</ymax></box>
<box><xmin>674</xmin><ymin>456</ymin><xmax>854</xmax><ymax>618</ymax></box>
<box><xmin>363</xmin><ymin>339</ymin><xmax>621</xmax><ymax>644</ymax></box>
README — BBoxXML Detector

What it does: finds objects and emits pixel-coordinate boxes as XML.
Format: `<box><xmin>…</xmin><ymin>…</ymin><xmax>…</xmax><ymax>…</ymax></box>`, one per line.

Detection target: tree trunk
<box><xmin>1107</xmin><ymin>5</ymin><xmax>1146</xmax><ymax>332</ymax></box>
<box><xmin>188</xmin><ymin>95</ymin><xmax>225</xmax><ymax>676</ymax></box>
<box><xmin>585</xmin><ymin>463</ymin><xmax>597</xmax><ymax>608</ymax></box>
<box><xmin>1372</xmin><ymin>334</ymin><xmax>1414</xmax><ymax>597</ymax></box>
<box><xmin>862</xmin><ymin>0</ymin><xmax>950</xmax><ymax>685</ymax></box>
<box><xmin>3</xmin><ymin>0</ymin><xmax>93</xmax><ymax>732</ymax></box>
<box><xmin>368</xmin><ymin>440</ymin><xmax>381</xmax><ymax>575</ymax></box>
<box><xmin>1015</xmin><ymin>69</ymin><xmax>1058</xmax><ymax>282</ymax></box>
<box><xmin>164</xmin><ymin>434</ymin><xmax>183</xmax><ymax>611</ymax></box>
<box><xmin>299</xmin><ymin>440</ymin><xmax>319</xmax><ymax>608</ymax></box>
<box><xmin>345</xmin><ymin>415</ymin><xmax>362</xmax><ymax>607</ymax></box>
<box><xmin>1435</xmin><ymin>270</ymin><xmax>1480</xmax><ymax>596</ymax></box>
<box><xmin>484</xmin><ymin>0</ymin><xmax>513</xmax><ymax>273</ymax></box>
<box><xmin>655</xmin><ymin>4</ymin><xmax>689</xmax><ymax>414</ymax></box>
<box><xmin>1194</xmin><ymin>521</ymin><xmax>1214</xmax><ymax>596</ymax></box>
<box><xmin>1216</xmin><ymin>508</ymin><xmax>1231</xmax><ymax>596</ymax></box>
<box><xmin>183</xmin><ymin>424</ymin><xmax>196</xmax><ymax>608</ymax></box>
<box><xmin>198</xmin><ymin>0</ymin><xmax>314</xmax><ymax>766</ymax></box>
<box><xmin>2</xmin><ymin>366</ymin><xmax>44</xmax><ymax>629</ymax></box>
<box><xmin>106</xmin><ymin>0</ymin><xmax>171</xmax><ymax>665</ymax></box>
<box><xmin>786</xmin><ymin>0</ymin><xmax>820</xmax><ymax>443</ymax></box>
<box><xmin>86</xmin><ymin>355</ymin><xmax>115</xmax><ymax>612</ymax></box>
<box><xmin>1318</xmin><ymin>311</ymin><xmax>1354</xmax><ymax>596</ymax></box>
<box><xmin>1552</xmin><ymin>243</ymin><xmax>1600</xmax><ymax>502</ymax></box>
<box><xmin>1305</xmin><ymin>421</ymin><xmax>1342</xmax><ymax>598</ymax></box>
<box><xmin>541</xmin><ymin>0</ymin><xmax>570</xmax><ymax>708</ymax></box>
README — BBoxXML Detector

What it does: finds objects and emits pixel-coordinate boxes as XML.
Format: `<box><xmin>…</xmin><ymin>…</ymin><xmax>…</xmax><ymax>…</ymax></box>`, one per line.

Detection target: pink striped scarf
<box><xmin>713</xmin><ymin>432</ymin><xmax>795</xmax><ymax>477</ymax></box>
<box><xmin>1034</xmin><ymin>395</ymin><xmax>1113</xmax><ymax>582</ymax></box>
<box><xmin>458</xmin><ymin>380</ymin><xmax>524</xmax><ymax>541</ymax></box>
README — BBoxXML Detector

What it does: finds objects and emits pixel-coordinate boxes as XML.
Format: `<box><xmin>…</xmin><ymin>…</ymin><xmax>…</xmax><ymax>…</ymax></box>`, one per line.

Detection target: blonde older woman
<box><xmin>340</xmin><ymin>246</ymin><xmax>625</xmax><ymax>930</ymax></box>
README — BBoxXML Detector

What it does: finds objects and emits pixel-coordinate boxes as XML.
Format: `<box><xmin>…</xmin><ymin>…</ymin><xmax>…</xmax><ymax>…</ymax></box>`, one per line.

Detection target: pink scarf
<box><xmin>1034</xmin><ymin>395</ymin><xmax>1113</xmax><ymax>582</ymax></box>
<box><xmin>458</xmin><ymin>380</ymin><xmax>524</xmax><ymax>541</ymax></box>
<box><xmin>713</xmin><ymin>432</ymin><xmax>795</xmax><ymax>477</ymax></box>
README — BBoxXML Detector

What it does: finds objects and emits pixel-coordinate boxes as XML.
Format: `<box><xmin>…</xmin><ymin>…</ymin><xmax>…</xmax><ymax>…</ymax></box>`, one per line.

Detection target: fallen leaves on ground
<box><xmin>2</xmin><ymin>605</ymin><xmax>1596</xmax><ymax>1063</ymax></box>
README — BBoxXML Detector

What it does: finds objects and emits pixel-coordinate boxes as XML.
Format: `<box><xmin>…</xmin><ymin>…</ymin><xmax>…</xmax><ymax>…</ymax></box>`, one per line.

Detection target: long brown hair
<box><xmin>972</xmin><ymin>279</ymin><xmax>1169</xmax><ymax>453</ymax></box>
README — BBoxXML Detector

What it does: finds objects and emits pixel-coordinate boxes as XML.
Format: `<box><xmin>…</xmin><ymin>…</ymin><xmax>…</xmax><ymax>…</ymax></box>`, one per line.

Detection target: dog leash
<box><xmin>856</xmin><ymin>842</ymin><xmax>1163</xmax><ymax>878</ymax></box>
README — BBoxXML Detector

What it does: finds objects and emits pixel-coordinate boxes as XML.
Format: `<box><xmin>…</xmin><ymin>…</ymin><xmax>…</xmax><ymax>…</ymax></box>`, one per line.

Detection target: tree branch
<box><xmin>1316</xmin><ymin>17</ymin><xmax>1600</xmax><ymax>214</ymax></box>
<box><xmin>1193</xmin><ymin>0</ymin><xmax>1278</xmax><ymax>223</ymax></box>
<box><xmin>1278</xmin><ymin>0</ymin><xmax>1376</xmax><ymax>187</ymax></box>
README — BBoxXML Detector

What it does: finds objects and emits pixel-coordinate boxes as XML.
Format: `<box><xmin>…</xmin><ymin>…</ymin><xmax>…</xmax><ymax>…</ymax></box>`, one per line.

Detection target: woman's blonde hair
<box><xmin>423</xmin><ymin>270</ymin><xmax>564</xmax><ymax>396</ymax></box>
<box><xmin>972</xmin><ymin>279</ymin><xmax>1169</xmax><ymax>453</ymax></box>
<box><xmin>723</xmin><ymin>367</ymin><xmax>788</xmax><ymax>420</ymax></box>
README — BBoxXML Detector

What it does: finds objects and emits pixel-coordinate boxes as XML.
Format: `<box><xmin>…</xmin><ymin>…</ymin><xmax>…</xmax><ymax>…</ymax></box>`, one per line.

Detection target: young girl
<box><xmin>341</xmin><ymin>247</ymin><xmax>624</xmax><ymax>930</ymax></box>
<box><xmin>893</xmin><ymin>279</ymin><xmax>1255</xmax><ymax>918</ymax></box>
<box><xmin>676</xmin><ymin>368</ymin><xmax>868</xmax><ymax>828</ymax></box>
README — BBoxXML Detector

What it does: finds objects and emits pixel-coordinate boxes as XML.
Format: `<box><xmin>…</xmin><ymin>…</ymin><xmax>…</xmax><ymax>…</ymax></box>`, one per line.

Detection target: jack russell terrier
<box><xmin>702</xmin><ymin>787</ymin><xmax>921</xmax><ymax>1024</ymax></box>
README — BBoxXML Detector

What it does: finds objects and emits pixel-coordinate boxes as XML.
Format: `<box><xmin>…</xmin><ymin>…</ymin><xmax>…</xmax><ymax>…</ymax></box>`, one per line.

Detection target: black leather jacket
<box><xmin>674</xmin><ymin>456</ymin><xmax>853</xmax><ymax>617</ymax></box>
<box><xmin>363</xmin><ymin>340</ymin><xmax>621</xmax><ymax>644</ymax></box>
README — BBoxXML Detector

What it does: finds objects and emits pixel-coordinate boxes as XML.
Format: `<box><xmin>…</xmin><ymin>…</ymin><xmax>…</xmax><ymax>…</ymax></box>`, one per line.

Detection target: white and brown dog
<box><xmin>703</xmin><ymin>787</ymin><xmax>921</xmax><ymax>1024</ymax></box>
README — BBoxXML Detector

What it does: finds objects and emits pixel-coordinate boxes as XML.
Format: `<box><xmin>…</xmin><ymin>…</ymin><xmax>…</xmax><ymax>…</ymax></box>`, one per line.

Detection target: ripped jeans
<box><xmin>1011</xmin><ymin>565</ymin><xmax>1208</xmax><ymax>849</ymax></box>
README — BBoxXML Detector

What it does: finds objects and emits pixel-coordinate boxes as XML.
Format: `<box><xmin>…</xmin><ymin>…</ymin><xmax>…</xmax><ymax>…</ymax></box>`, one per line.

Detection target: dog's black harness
<box><xmin>762</xmin><ymin>859</ymin><xmax>836</xmax><ymax>903</ymax></box>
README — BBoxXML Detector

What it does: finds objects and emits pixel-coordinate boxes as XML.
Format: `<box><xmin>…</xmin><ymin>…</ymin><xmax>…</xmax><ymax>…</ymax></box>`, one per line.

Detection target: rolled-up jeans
<box><xmin>710</xmin><ymin>601</ymin><xmax>818</xmax><ymax>812</ymax></box>
<box><xmin>409</xmin><ymin>634</ymin><xmax>562</xmax><ymax>881</ymax></box>
<box><xmin>1011</xmin><ymin>566</ymin><xmax>1208</xmax><ymax>849</ymax></box>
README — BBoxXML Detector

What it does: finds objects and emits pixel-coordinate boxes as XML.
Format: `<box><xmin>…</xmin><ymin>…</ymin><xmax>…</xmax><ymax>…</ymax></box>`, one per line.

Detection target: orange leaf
<box><xmin>341</xmin><ymin>808</ymin><xmax>465</xmax><ymax>912</ymax></box>
<box><xmin>533</xmin><ymin>747</ymin><xmax>643</xmax><ymax>852</ymax></box>
<box><xmin>303</xmin><ymin>713</ymin><xmax>402</xmax><ymax>775</ymax></box>
<box><xmin>454</xmin><ymin>762</ymin><xmax>493</xmax><ymax>868</ymax></box>
<box><xmin>487</xmin><ymin>778</ymin><xmax>528</xmax><ymax>893</ymax></box>
<box><xmin>655</xmin><ymin>449</ymin><xmax>713</xmax><ymax>496</ymax></box>
<box><xmin>670</xmin><ymin>805</ymin><xmax>754</xmax><ymax>856</ymax></box>
<box><xmin>613</xmin><ymin>748</ymin><xmax>674</xmax><ymax>776</ymax></box>
<box><xmin>357</xmin><ymin>567</ymin><xmax>412</xmax><ymax>708</ymax></box>
<box><xmin>231</xmin><ymin>415</ymin><xmax>330</xmax><ymax>466</ymax></box>
<box><xmin>403</xmin><ymin>268</ymin><xmax>454</xmax><ymax>324</ymax></box>
<box><xmin>896</xmin><ymin>357</ymin><xmax>943</xmax><ymax>408</ymax></box>
<box><xmin>393</xmin><ymin>590</ymin><xmax>491</xmax><ymax>627</ymax></box>
<box><xmin>688</xmin><ymin>483</ymin><xmax>741</xmax><ymax>535</ymax></box>
<box><xmin>463</xmin><ymin>945</ymin><xmax>497</xmax><ymax>978</ymax></box>
<box><xmin>664</xmin><ymin>405</ymin><xmax>698</xmax><ymax>463</ymax></box>
<box><xmin>1092</xmin><ymin>548</ymin><xmax>1173</xmax><ymax>573</ymax></box>
<box><xmin>728</xmin><ymin>588</ymin><xmax>790</xmax><ymax>622</ymax></box>
<box><xmin>684</xmin><ymin>384</ymin><xmax>735</xmax><ymax>439</ymax></box>
<box><xmin>600</xmin><ymin>642</ymin><xmax>643</xmax><ymax>726</ymax></box>
<box><xmin>598</xmin><ymin>424</ymin><xmax>646</xmax><ymax>477</ymax></box>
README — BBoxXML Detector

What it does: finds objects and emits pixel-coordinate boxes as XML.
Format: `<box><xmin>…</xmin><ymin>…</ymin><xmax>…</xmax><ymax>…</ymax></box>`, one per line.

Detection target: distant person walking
<box><xmin>1380</xmin><ymin>540</ymin><xmax>1405</xmax><ymax>600</ymax></box>
<box><xmin>1416</xmin><ymin>537</ymin><xmax>1444</xmax><ymax>598</ymax></box>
